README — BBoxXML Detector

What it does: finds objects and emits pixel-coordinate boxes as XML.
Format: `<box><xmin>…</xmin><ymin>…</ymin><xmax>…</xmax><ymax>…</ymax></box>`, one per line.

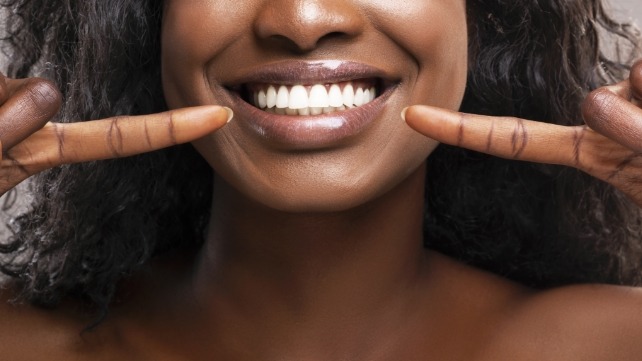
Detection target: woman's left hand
<box><xmin>404</xmin><ymin>59</ymin><xmax>642</xmax><ymax>207</ymax></box>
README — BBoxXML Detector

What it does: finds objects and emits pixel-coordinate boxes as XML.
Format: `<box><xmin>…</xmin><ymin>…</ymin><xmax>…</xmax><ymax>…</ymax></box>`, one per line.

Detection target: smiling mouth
<box><xmin>220</xmin><ymin>61</ymin><xmax>398</xmax><ymax>148</ymax></box>
<box><xmin>233</xmin><ymin>78</ymin><xmax>383</xmax><ymax>116</ymax></box>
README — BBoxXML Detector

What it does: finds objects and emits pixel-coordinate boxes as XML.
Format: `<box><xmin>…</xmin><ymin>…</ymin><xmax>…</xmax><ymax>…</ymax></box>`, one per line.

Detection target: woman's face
<box><xmin>162</xmin><ymin>0</ymin><xmax>468</xmax><ymax>212</ymax></box>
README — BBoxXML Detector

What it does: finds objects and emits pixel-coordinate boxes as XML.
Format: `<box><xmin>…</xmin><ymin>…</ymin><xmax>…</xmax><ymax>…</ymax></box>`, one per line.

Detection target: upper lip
<box><xmin>222</xmin><ymin>60</ymin><xmax>398</xmax><ymax>87</ymax></box>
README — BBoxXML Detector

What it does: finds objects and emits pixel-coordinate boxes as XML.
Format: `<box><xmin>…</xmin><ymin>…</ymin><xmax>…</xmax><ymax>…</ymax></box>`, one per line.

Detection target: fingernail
<box><xmin>223</xmin><ymin>106</ymin><xmax>234</xmax><ymax>123</ymax></box>
<box><xmin>401</xmin><ymin>107</ymin><xmax>409</xmax><ymax>121</ymax></box>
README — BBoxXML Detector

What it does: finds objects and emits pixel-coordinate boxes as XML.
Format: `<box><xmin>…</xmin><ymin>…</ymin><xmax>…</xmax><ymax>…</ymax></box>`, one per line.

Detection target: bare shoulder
<box><xmin>481</xmin><ymin>283</ymin><xmax>642</xmax><ymax>361</ymax></box>
<box><xmin>0</xmin><ymin>285</ymin><xmax>99</xmax><ymax>360</ymax></box>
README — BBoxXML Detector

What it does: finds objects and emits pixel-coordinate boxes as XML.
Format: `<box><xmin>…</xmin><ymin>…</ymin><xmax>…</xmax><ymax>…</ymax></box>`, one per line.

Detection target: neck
<box><xmin>191</xmin><ymin>165</ymin><xmax>429</xmax><ymax>357</ymax></box>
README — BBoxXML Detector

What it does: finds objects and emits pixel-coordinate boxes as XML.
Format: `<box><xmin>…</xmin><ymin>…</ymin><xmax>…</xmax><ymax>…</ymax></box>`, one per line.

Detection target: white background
<box><xmin>618</xmin><ymin>0</ymin><xmax>641</xmax><ymax>23</ymax></box>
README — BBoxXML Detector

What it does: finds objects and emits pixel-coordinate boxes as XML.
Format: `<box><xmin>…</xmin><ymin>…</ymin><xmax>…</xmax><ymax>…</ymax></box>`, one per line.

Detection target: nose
<box><xmin>254</xmin><ymin>0</ymin><xmax>366</xmax><ymax>53</ymax></box>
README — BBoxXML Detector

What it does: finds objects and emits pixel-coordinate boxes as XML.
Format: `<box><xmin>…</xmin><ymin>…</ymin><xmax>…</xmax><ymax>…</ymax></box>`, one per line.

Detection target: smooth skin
<box><xmin>2</xmin><ymin>1</ymin><xmax>642</xmax><ymax>360</ymax></box>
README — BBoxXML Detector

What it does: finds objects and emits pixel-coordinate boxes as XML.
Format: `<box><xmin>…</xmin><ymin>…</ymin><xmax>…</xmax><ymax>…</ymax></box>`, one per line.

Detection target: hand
<box><xmin>403</xmin><ymin>60</ymin><xmax>642</xmax><ymax>207</ymax></box>
<box><xmin>0</xmin><ymin>73</ymin><xmax>231</xmax><ymax>196</ymax></box>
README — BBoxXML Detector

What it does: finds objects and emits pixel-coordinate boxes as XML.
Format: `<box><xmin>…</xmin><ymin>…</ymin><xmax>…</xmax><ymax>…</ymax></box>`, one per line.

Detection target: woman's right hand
<box><xmin>0</xmin><ymin>73</ymin><xmax>231</xmax><ymax>196</ymax></box>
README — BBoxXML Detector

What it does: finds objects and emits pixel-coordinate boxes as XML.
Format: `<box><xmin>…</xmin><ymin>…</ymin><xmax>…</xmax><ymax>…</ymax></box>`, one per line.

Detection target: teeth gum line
<box><xmin>248</xmin><ymin>81</ymin><xmax>378</xmax><ymax>116</ymax></box>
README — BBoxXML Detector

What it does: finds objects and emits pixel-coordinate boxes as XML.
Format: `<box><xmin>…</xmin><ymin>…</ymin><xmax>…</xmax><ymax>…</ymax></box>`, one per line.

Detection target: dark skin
<box><xmin>2</xmin><ymin>1</ymin><xmax>642</xmax><ymax>360</ymax></box>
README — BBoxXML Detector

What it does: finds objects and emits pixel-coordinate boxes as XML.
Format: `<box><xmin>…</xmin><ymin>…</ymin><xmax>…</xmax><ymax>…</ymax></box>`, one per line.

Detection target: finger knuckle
<box><xmin>107</xmin><ymin>117</ymin><xmax>125</xmax><ymax>157</ymax></box>
<box><xmin>510</xmin><ymin>117</ymin><xmax>528</xmax><ymax>158</ymax></box>
<box><xmin>581</xmin><ymin>88</ymin><xmax>617</xmax><ymax>127</ymax></box>
<box><xmin>166</xmin><ymin>111</ymin><xmax>178</xmax><ymax>145</ymax></box>
<box><xmin>51</xmin><ymin>123</ymin><xmax>67</xmax><ymax>162</ymax></box>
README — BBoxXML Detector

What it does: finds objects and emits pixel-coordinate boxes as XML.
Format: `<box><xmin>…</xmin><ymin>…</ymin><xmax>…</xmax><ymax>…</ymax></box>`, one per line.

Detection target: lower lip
<box><xmin>228</xmin><ymin>87</ymin><xmax>394</xmax><ymax>149</ymax></box>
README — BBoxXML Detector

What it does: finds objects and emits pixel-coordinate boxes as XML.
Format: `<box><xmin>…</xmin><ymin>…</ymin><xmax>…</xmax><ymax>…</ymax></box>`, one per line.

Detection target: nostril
<box><xmin>253</xmin><ymin>1</ymin><xmax>365</xmax><ymax>53</ymax></box>
<box><xmin>265</xmin><ymin>32</ymin><xmax>350</xmax><ymax>54</ymax></box>
<box><xmin>319</xmin><ymin>31</ymin><xmax>348</xmax><ymax>43</ymax></box>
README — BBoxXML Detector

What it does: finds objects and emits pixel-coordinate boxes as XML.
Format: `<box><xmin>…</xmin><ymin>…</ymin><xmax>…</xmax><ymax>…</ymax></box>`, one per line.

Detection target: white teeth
<box><xmin>251</xmin><ymin>82</ymin><xmax>378</xmax><ymax>115</ymax></box>
<box><xmin>311</xmin><ymin>107</ymin><xmax>324</xmax><ymax>115</ymax></box>
<box><xmin>342</xmin><ymin>84</ymin><xmax>354</xmax><ymax>108</ymax></box>
<box><xmin>258</xmin><ymin>90</ymin><xmax>267</xmax><ymax>109</ymax></box>
<box><xmin>353</xmin><ymin>87</ymin><xmax>365</xmax><ymax>107</ymax></box>
<box><xmin>266</xmin><ymin>86</ymin><xmax>277</xmax><ymax>108</ymax></box>
<box><xmin>288</xmin><ymin>85</ymin><xmax>309</xmax><ymax>109</ymax></box>
<box><xmin>328</xmin><ymin>84</ymin><xmax>343</xmax><ymax>107</ymax></box>
<box><xmin>309</xmin><ymin>84</ymin><xmax>329</xmax><ymax>108</ymax></box>
<box><xmin>276</xmin><ymin>85</ymin><xmax>289</xmax><ymax>109</ymax></box>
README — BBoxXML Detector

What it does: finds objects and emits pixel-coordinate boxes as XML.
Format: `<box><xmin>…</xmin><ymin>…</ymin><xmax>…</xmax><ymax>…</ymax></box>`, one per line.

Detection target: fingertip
<box><xmin>401</xmin><ymin>105</ymin><xmax>431</xmax><ymax>124</ymax></box>
<box><xmin>404</xmin><ymin>105</ymin><xmax>457</xmax><ymax>124</ymax></box>
<box><xmin>400</xmin><ymin>106</ymin><xmax>409</xmax><ymax>122</ymax></box>
<box><xmin>401</xmin><ymin>105</ymin><xmax>449</xmax><ymax>137</ymax></box>
<box><xmin>223</xmin><ymin>106</ymin><xmax>234</xmax><ymax>123</ymax></box>
<box><xmin>180</xmin><ymin>105</ymin><xmax>232</xmax><ymax>128</ymax></box>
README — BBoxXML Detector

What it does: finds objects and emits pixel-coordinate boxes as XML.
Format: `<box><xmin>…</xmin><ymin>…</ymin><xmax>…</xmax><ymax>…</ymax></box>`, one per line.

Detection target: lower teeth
<box><xmin>263</xmin><ymin>105</ymin><xmax>351</xmax><ymax>115</ymax></box>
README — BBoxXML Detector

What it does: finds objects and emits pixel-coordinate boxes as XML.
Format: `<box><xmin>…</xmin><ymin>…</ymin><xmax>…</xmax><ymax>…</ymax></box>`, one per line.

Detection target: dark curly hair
<box><xmin>0</xmin><ymin>0</ymin><xmax>640</xmax><ymax>321</ymax></box>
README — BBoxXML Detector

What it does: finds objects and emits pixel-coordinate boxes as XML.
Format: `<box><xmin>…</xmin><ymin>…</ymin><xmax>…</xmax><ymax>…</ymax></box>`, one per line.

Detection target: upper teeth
<box><xmin>251</xmin><ymin>82</ymin><xmax>377</xmax><ymax>115</ymax></box>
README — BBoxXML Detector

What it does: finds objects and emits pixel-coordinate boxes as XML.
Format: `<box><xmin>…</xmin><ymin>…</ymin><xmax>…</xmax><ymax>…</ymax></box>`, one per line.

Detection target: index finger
<box><xmin>402</xmin><ymin>105</ymin><xmax>589</xmax><ymax>168</ymax></box>
<box><xmin>10</xmin><ymin>105</ymin><xmax>232</xmax><ymax>169</ymax></box>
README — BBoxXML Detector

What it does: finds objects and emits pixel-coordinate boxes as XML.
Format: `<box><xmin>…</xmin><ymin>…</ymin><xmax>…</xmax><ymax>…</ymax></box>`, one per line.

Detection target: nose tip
<box><xmin>254</xmin><ymin>0</ymin><xmax>365</xmax><ymax>53</ymax></box>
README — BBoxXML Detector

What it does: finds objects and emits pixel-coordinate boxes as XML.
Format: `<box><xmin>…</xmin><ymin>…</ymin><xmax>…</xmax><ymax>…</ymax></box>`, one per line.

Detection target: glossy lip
<box><xmin>222</xmin><ymin>60</ymin><xmax>398</xmax><ymax>149</ymax></box>
<box><xmin>226</xmin><ymin>60</ymin><xmax>396</xmax><ymax>86</ymax></box>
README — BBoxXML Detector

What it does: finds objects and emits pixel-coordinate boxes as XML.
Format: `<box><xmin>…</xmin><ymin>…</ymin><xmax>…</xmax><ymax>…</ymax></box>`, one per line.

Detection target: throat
<box><xmin>192</xmin><ymin>166</ymin><xmax>429</xmax><ymax>323</ymax></box>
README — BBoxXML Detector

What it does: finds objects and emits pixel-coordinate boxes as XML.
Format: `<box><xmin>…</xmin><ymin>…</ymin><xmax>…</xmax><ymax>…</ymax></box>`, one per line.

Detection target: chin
<box><xmin>250</xmin><ymin>182</ymin><xmax>386</xmax><ymax>214</ymax></box>
<box><xmin>210</xmin><ymin>147</ymin><xmax>431</xmax><ymax>215</ymax></box>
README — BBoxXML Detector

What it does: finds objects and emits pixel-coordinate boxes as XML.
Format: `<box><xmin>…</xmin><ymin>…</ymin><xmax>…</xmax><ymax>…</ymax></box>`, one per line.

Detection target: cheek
<box><xmin>413</xmin><ymin>3</ymin><xmax>468</xmax><ymax>110</ymax></box>
<box><xmin>161</xmin><ymin>1</ymin><xmax>255</xmax><ymax>108</ymax></box>
<box><xmin>367</xmin><ymin>0</ymin><xmax>468</xmax><ymax>109</ymax></box>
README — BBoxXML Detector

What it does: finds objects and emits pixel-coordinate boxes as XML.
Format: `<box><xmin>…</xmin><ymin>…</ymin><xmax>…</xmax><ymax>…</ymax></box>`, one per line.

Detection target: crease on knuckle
<box><xmin>143</xmin><ymin>119</ymin><xmax>153</xmax><ymax>149</ymax></box>
<box><xmin>7</xmin><ymin>147</ymin><xmax>55</xmax><ymax>173</ymax></box>
<box><xmin>166</xmin><ymin>111</ymin><xmax>178</xmax><ymax>146</ymax></box>
<box><xmin>457</xmin><ymin>113</ymin><xmax>467</xmax><ymax>147</ymax></box>
<box><xmin>107</xmin><ymin>117</ymin><xmax>125</xmax><ymax>157</ymax></box>
<box><xmin>51</xmin><ymin>123</ymin><xmax>66</xmax><ymax>162</ymax></box>
<box><xmin>510</xmin><ymin>117</ymin><xmax>528</xmax><ymax>159</ymax></box>
<box><xmin>572</xmin><ymin>126</ymin><xmax>587</xmax><ymax>169</ymax></box>
<box><xmin>606</xmin><ymin>152</ymin><xmax>639</xmax><ymax>181</ymax></box>
<box><xmin>485</xmin><ymin>118</ymin><xmax>496</xmax><ymax>153</ymax></box>
<box><xmin>2</xmin><ymin>153</ymin><xmax>31</xmax><ymax>180</ymax></box>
